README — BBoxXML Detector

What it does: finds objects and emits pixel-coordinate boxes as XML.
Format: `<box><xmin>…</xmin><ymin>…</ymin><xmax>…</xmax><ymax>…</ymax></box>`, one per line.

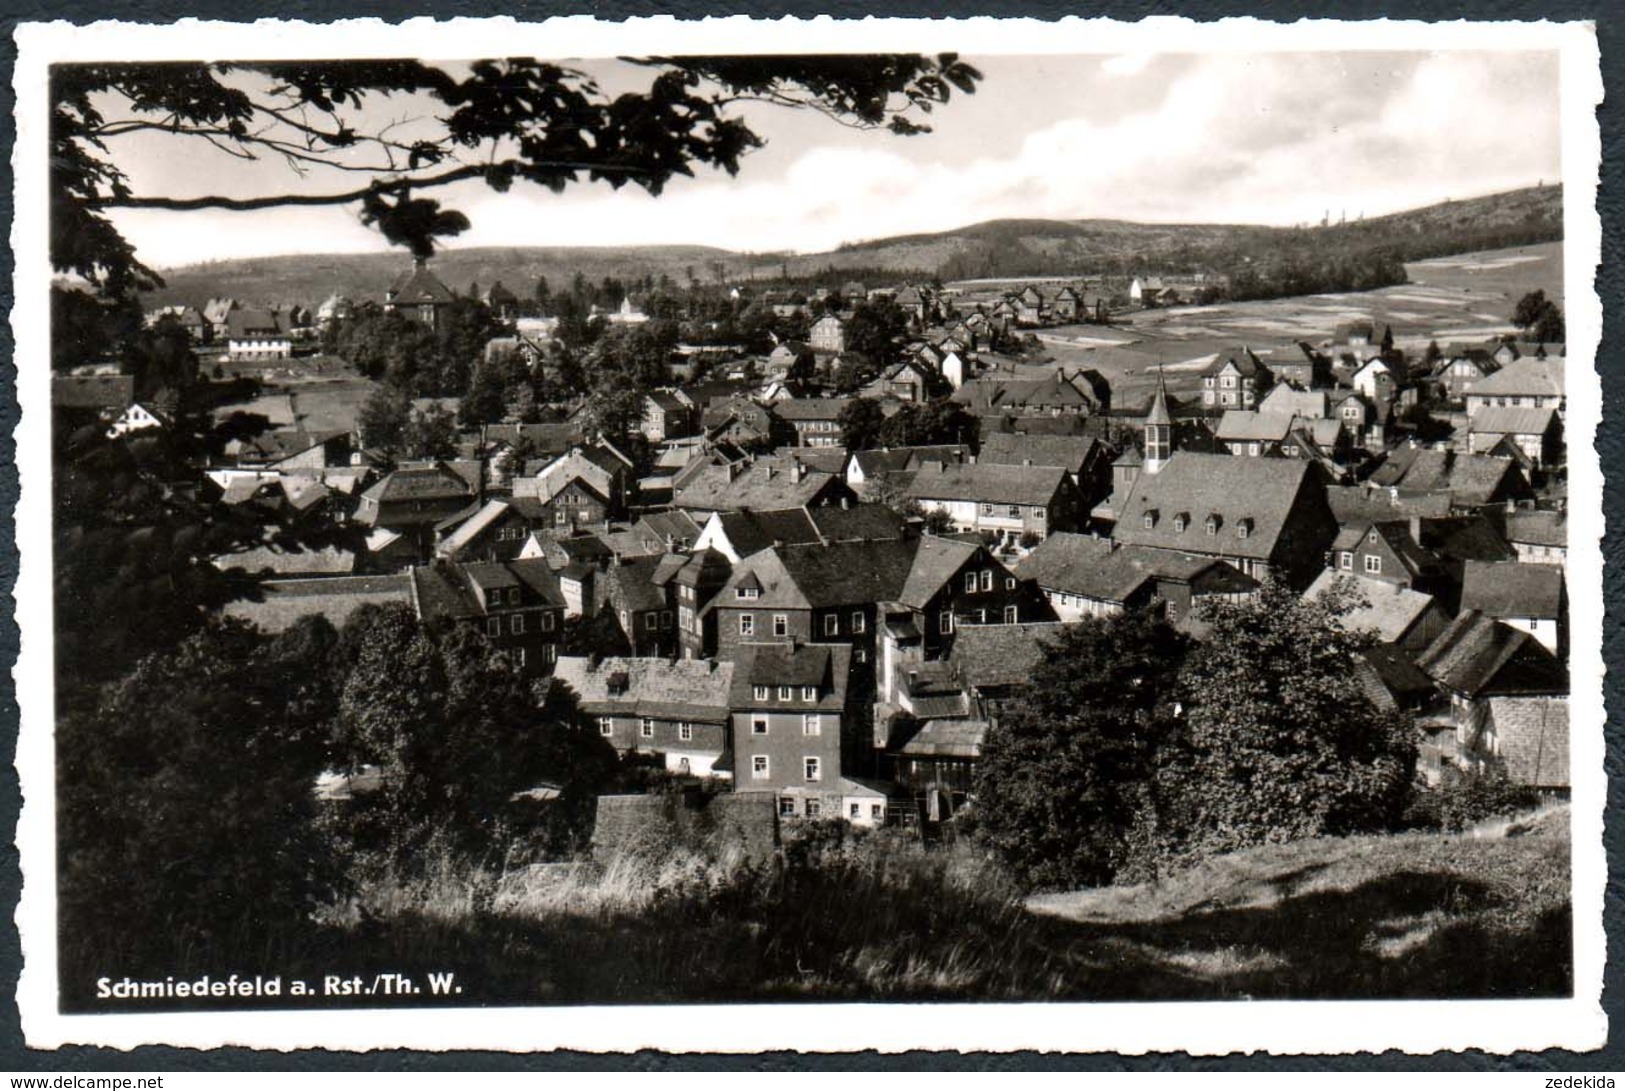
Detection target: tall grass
<box><xmin>61</xmin><ymin>809</ymin><xmax>1572</xmax><ymax>1010</ymax></box>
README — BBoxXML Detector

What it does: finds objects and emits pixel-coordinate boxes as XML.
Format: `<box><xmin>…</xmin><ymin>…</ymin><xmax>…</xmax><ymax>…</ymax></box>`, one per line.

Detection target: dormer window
<box><xmin>1237</xmin><ymin>518</ymin><xmax>1253</xmax><ymax>540</ymax></box>
<box><xmin>1173</xmin><ymin>513</ymin><xmax>1188</xmax><ymax>533</ymax></box>
<box><xmin>1206</xmin><ymin>514</ymin><xmax>1220</xmax><ymax>535</ymax></box>
<box><xmin>736</xmin><ymin>586</ymin><xmax>760</xmax><ymax>600</ymax></box>
<box><xmin>1142</xmin><ymin>510</ymin><xmax>1157</xmax><ymax>529</ymax></box>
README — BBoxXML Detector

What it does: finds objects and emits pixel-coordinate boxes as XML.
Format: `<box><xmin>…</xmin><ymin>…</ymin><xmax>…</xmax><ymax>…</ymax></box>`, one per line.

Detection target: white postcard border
<box><xmin>11</xmin><ymin>15</ymin><xmax>1607</xmax><ymax>1055</ymax></box>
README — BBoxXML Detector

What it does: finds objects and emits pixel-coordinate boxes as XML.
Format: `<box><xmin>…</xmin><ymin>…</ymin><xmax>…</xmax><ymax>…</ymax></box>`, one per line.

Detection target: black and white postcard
<box><xmin>11</xmin><ymin>15</ymin><xmax>1606</xmax><ymax>1054</ymax></box>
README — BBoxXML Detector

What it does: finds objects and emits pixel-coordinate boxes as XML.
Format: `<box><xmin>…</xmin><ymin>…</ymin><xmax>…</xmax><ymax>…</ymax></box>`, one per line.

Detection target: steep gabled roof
<box><xmin>950</xmin><ymin>622</ymin><xmax>1066</xmax><ymax>691</ymax></box>
<box><xmin>902</xmin><ymin>462</ymin><xmax>1069</xmax><ymax>507</ymax></box>
<box><xmin>729</xmin><ymin>643</ymin><xmax>850</xmax><ymax>707</ymax></box>
<box><xmin>897</xmin><ymin>535</ymin><xmax>983</xmax><ymax>610</ymax></box>
<box><xmin>1109</xmin><ymin>452</ymin><xmax>1320</xmax><ymax>561</ymax></box>
<box><xmin>1460</xmin><ymin>560</ymin><xmax>1564</xmax><ymax>620</ymax></box>
<box><xmin>977</xmin><ymin>431</ymin><xmax>1108</xmax><ymax>475</ymax></box>
<box><xmin>1504</xmin><ymin>509</ymin><xmax>1567</xmax><ymax>548</ymax></box>
<box><xmin>712</xmin><ymin>538</ymin><xmax>918</xmax><ymax>612</ymax></box>
<box><xmin>554</xmin><ymin>656</ymin><xmax>734</xmax><ymax>723</ymax></box>
<box><xmin>1215</xmin><ymin>410</ymin><xmax>1297</xmax><ymax>444</ymax></box>
<box><xmin>1486</xmin><ymin>695</ymin><xmax>1568</xmax><ymax>788</ymax></box>
<box><xmin>387</xmin><ymin>262</ymin><xmax>456</xmax><ymax>305</ymax></box>
<box><xmin>1415</xmin><ymin>610</ymin><xmax>1567</xmax><ymax>698</ymax></box>
<box><xmin>1468</xmin><ymin>405</ymin><xmax>1560</xmax><ymax>437</ymax></box>
<box><xmin>1464</xmin><ymin>356</ymin><xmax>1565</xmax><ymax>399</ymax></box>
<box><xmin>1306</xmin><ymin>571</ymin><xmax>1439</xmax><ymax>644</ymax></box>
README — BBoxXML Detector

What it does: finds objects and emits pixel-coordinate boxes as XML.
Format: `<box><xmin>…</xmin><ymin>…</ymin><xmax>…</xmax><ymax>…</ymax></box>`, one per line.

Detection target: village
<box><xmin>52</xmin><ymin>251</ymin><xmax>1572</xmax><ymax>837</ymax></box>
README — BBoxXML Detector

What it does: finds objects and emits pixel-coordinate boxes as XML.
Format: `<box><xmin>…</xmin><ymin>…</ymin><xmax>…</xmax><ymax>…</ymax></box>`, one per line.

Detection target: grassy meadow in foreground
<box><xmin>70</xmin><ymin>805</ymin><xmax>1568</xmax><ymax>1010</ymax></box>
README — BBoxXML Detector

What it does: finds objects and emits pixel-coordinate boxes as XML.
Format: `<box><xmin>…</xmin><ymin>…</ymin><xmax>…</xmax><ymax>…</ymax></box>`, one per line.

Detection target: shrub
<box><xmin>1405</xmin><ymin>765</ymin><xmax>1545</xmax><ymax>832</ymax></box>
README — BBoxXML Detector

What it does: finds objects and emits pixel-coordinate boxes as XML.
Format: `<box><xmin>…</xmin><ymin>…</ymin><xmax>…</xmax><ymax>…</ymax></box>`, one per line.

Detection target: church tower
<box><xmin>1144</xmin><ymin>369</ymin><xmax>1174</xmax><ymax>474</ymax></box>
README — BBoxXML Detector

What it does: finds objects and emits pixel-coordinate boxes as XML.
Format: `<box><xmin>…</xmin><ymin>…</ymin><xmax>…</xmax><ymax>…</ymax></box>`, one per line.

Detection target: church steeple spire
<box><xmin>1144</xmin><ymin>367</ymin><xmax>1173</xmax><ymax>474</ymax></box>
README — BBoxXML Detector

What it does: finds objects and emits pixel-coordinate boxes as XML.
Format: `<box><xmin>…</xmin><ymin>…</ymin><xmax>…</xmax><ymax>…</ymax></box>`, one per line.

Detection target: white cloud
<box><xmin>113</xmin><ymin>50</ymin><xmax>1562</xmax><ymax>268</ymax></box>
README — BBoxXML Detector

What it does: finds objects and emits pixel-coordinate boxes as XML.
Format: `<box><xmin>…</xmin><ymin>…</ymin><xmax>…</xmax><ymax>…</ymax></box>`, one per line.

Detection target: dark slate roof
<box><xmin>773</xmin><ymin>446</ymin><xmax>850</xmax><ymax>476</ymax></box>
<box><xmin>224</xmin><ymin>309</ymin><xmax>284</xmax><ymax>338</ymax></box>
<box><xmin>807</xmin><ymin>503</ymin><xmax>907</xmax><ymax>543</ymax></box>
<box><xmin>949</xmin><ymin>622</ymin><xmax>1066</xmax><ymax>690</ymax></box>
<box><xmin>1205</xmin><ymin>347</ymin><xmax>1267</xmax><ymax>378</ymax></box>
<box><xmin>222</xmin><ymin>575</ymin><xmax>410</xmax><ymax>633</ymax></box>
<box><xmin>387</xmin><ymin>262</ymin><xmax>456</xmax><ymax>305</ymax></box>
<box><xmin>1468</xmin><ymin>406</ymin><xmax>1559</xmax><ymax>437</ymax></box>
<box><xmin>365</xmin><ymin>463</ymin><xmax>476</xmax><ymax>504</ymax></box>
<box><xmin>712</xmin><ymin>538</ymin><xmax>919</xmax><ymax>612</ymax></box>
<box><xmin>1504</xmin><ymin>509</ymin><xmax>1567</xmax><ymax>548</ymax></box>
<box><xmin>1017</xmin><ymin>535</ymin><xmax>1253</xmax><ymax>603</ymax></box>
<box><xmin>897</xmin><ymin>535</ymin><xmax>982</xmax><ymax>610</ymax></box>
<box><xmin>554</xmin><ymin>656</ymin><xmax>734</xmax><ymax>723</ymax></box>
<box><xmin>1417</xmin><ymin>514</ymin><xmax>1514</xmax><ymax>563</ymax></box>
<box><xmin>902</xmin><ymin>462</ymin><xmax>1069</xmax><ymax>507</ymax></box>
<box><xmin>773</xmin><ymin>397</ymin><xmax>852</xmax><ymax>422</ymax></box>
<box><xmin>1359</xmin><ymin>644</ymin><xmax>1437</xmax><ymax>704</ymax></box>
<box><xmin>601</xmin><ymin>558</ymin><xmax>669</xmax><ymax>615</ymax></box>
<box><xmin>671</xmin><ymin>548</ymin><xmax>733</xmax><ymax>590</ymax></box>
<box><xmin>1414</xmin><ymin>611</ymin><xmax>1567</xmax><ymax>698</ymax></box>
<box><xmin>410</xmin><ymin>558</ymin><xmax>564</xmax><ymax>622</ymax></box>
<box><xmin>1460</xmin><ymin>560</ymin><xmax>1564</xmax><ymax>620</ymax></box>
<box><xmin>977</xmin><ymin>431</ymin><xmax>1107</xmax><ymax>475</ymax></box>
<box><xmin>1367</xmin><ymin>448</ymin><xmax>1523</xmax><ymax>507</ymax></box>
<box><xmin>1327</xmin><ymin>485</ymin><xmax>1453</xmax><ymax>525</ymax></box>
<box><xmin>715</xmin><ymin>508</ymin><xmax>822</xmax><ymax>556</ymax></box>
<box><xmin>1486</xmin><ymin>696</ymin><xmax>1568</xmax><ymax>788</ymax></box>
<box><xmin>850</xmin><ymin>445</ymin><xmax>969</xmax><ymax>477</ymax></box>
<box><xmin>1109</xmin><ymin>452</ymin><xmax>1318</xmax><ymax>561</ymax></box>
<box><xmin>53</xmin><ymin>374</ymin><xmax>135</xmax><ymax>411</ymax></box>
<box><xmin>1305</xmin><ymin>571</ymin><xmax>1439</xmax><ymax>644</ymax></box>
<box><xmin>635</xmin><ymin>510</ymin><xmax>704</xmax><ymax>547</ymax></box>
<box><xmin>729</xmin><ymin>643</ymin><xmax>851</xmax><ymax>707</ymax></box>
<box><xmin>674</xmin><ymin>459</ymin><xmax>846</xmax><ymax>513</ymax></box>
<box><xmin>896</xmin><ymin>717</ymin><xmax>989</xmax><ymax>758</ymax></box>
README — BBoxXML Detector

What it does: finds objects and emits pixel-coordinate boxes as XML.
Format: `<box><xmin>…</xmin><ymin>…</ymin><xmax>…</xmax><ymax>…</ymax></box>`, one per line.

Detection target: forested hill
<box><xmin>813</xmin><ymin>183</ymin><xmax>1564</xmax><ymax>282</ymax></box>
<box><xmin>139</xmin><ymin>184</ymin><xmax>1562</xmax><ymax>309</ymax></box>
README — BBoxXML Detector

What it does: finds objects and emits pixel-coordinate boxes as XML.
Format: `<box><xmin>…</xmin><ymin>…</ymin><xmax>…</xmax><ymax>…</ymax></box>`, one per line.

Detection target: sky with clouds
<box><xmin>103</xmin><ymin>50</ymin><xmax>1562</xmax><ymax>270</ymax></box>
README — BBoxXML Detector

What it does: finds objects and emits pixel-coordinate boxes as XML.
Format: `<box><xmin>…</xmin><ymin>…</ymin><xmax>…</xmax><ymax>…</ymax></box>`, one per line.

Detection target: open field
<box><xmin>1037</xmin><ymin>241</ymin><xmax>1563</xmax><ymax>410</ymax></box>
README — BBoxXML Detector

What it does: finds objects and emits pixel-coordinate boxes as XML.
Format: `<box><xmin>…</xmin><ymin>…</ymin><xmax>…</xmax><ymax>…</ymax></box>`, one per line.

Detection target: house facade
<box><xmin>901</xmin><ymin>463</ymin><xmax>1084</xmax><ymax>544</ymax></box>
<box><xmin>728</xmin><ymin>642</ymin><xmax>888</xmax><ymax>824</ymax></box>
<box><xmin>556</xmin><ymin>656</ymin><xmax>734</xmax><ymax>778</ymax></box>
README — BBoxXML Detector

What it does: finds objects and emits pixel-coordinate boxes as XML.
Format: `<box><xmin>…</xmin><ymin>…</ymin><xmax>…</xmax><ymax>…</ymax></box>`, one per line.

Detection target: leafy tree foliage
<box><xmin>335</xmin><ymin>605</ymin><xmax>615</xmax><ymax>861</ymax></box>
<box><xmin>842</xmin><ymin>300</ymin><xmax>910</xmax><ymax>368</ymax></box>
<box><xmin>57</xmin><ymin>618</ymin><xmax>344</xmax><ymax>972</ymax></box>
<box><xmin>875</xmin><ymin>397</ymin><xmax>976</xmax><ymax>448</ymax></box>
<box><xmin>324</xmin><ymin>296</ymin><xmax>499</xmax><ymax>396</ymax></box>
<box><xmin>974</xmin><ymin>609</ymin><xmax>1191</xmax><ymax>888</ymax></box>
<box><xmin>51</xmin><ymin>56</ymin><xmax>980</xmax><ymax>292</ymax></box>
<box><xmin>1511</xmin><ymin>289</ymin><xmax>1566</xmax><ymax>344</ymax></box>
<box><xmin>53</xmin><ymin>424</ymin><xmax>271</xmax><ymax>690</ymax></box>
<box><xmin>837</xmin><ymin>396</ymin><xmax>888</xmax><ymax>450</ymax></box>
<box><xmin>356</xmin><ymin>382</ymin><xmax>413</xmax><ymax>454</ymax></box>
<box><xmin>402</xmin><ymin>400</ymin><xmax>460</xmax><ymax>461</ymax></box>
<box><xmin>1154</xmin><ymin>581</ymin><xmax>1417</xmax><ymax>862</ymax></box>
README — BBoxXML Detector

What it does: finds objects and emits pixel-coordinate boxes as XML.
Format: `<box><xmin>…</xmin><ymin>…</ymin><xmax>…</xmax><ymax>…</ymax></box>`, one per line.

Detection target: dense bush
<box><xmin>1150</xmin><ymin>582</ymin><xmax>1418</xmax><ymax>867</ymax></box>
<box><xmin>1404</xmin><ymin>766</ymin><xmax>1546</xmax><ymax>832</ymax></box>
<box><xmin>974</xmin><ymin>610</ymin><xmax>1190</xmax><ymax>889</ymax></box>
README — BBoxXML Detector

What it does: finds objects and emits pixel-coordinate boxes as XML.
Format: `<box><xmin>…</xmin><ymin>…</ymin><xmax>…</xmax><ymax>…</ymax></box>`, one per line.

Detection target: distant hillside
<box><xmin>140</xmin><ymin>184</ymin><xmax>1563</xmax><ymax>310</ymax></box>
<box><xmin>804</xmin><ymin>184</ymin><xmax>1565</xmax><ymax>281</ymax></box>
